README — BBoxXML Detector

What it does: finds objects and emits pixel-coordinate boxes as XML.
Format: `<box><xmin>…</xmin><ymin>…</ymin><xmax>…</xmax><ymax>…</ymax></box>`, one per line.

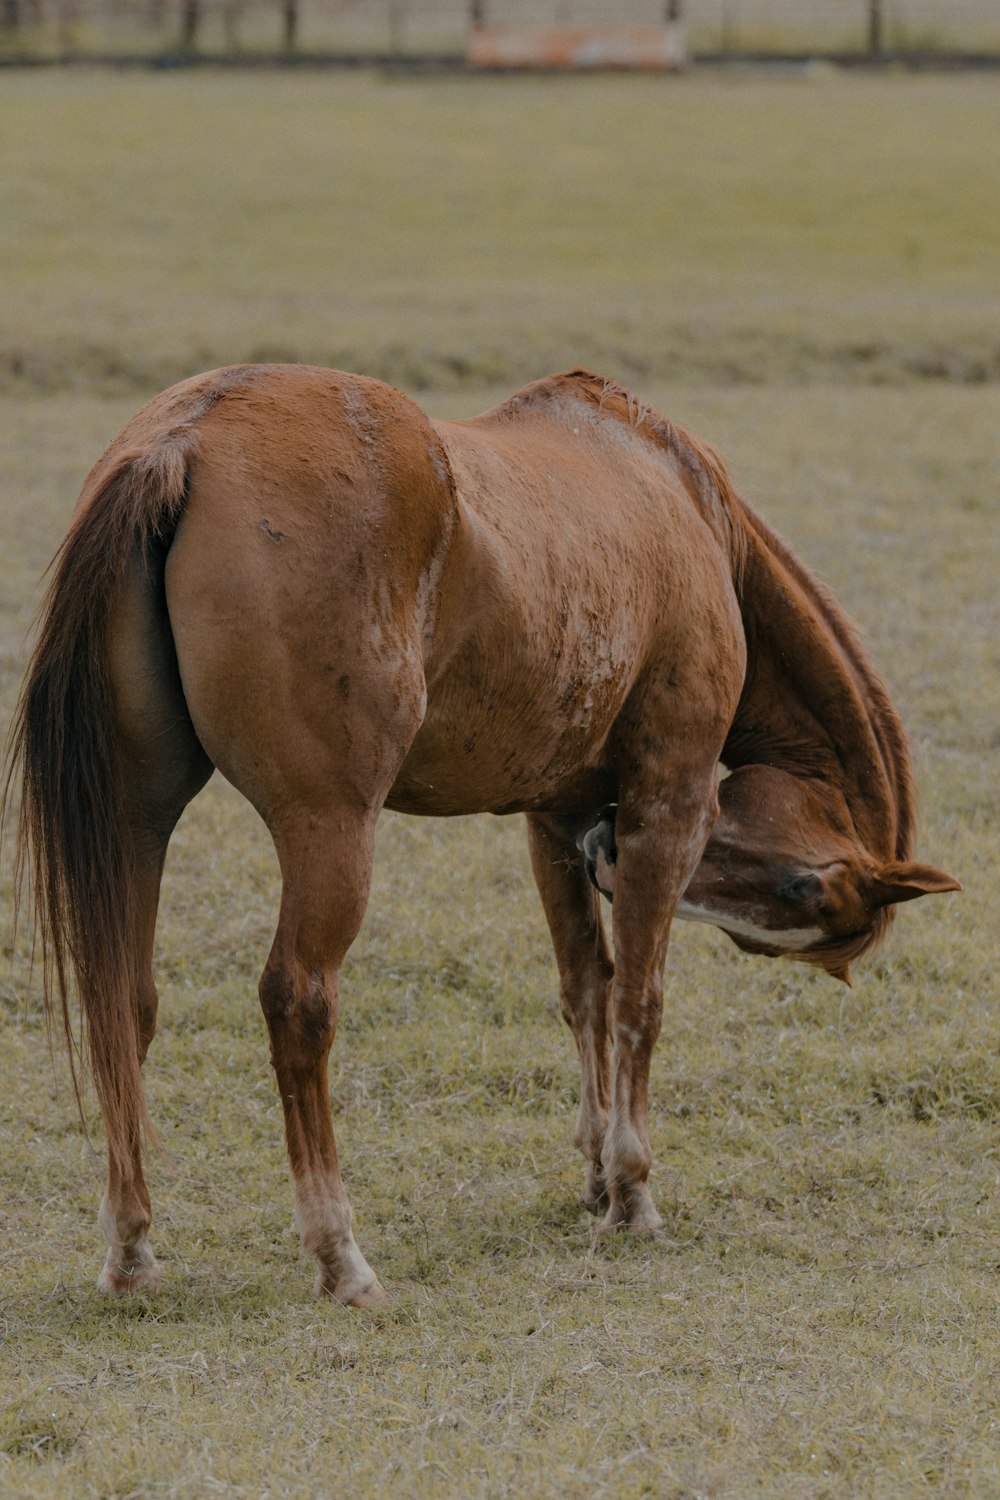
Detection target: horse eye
<box><xmin>783</xmin><ymin>872</ymin><xmax>823</xmax><ymax>904</ymax></box>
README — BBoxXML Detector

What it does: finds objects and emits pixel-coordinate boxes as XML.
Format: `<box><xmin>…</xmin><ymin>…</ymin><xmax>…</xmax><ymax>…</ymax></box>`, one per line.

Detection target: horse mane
<box><xmin>553</xmin><ymin>370</ymin><xmax>917</xmax><ymax>876</ymax></box>
<box><xmin>726</xmin><ymin>492</ymin><xmax>916</xmax><ymax>862</ymax></box>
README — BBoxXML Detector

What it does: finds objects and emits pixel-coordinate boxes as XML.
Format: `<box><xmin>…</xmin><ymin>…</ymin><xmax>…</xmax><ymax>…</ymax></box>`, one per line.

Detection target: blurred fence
<box><xmin>2</xmin><ymin>0</ymin><xmax>997</xmax><ymax>61</ymax></box>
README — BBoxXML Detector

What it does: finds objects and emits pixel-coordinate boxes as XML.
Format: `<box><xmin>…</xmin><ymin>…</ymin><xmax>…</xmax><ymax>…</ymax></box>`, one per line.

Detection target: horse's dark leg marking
<box><xmin>526</xmin><ymin>814</ymin><xmax>614</xmax><ymax>1212</ymax></box>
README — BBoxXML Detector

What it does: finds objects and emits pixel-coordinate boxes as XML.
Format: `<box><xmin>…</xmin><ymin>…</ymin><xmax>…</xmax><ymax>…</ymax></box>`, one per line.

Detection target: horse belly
<box><xmin>387</xmin><ymin>608</ymin><xmax>639</xmax><ymax>816</ymax></box>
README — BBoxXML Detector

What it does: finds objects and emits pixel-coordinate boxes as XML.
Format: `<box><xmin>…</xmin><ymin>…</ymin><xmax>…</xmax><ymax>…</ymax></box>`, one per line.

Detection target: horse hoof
<box><xmin>350</xmin><ymin>1278</ymin><xmax>388</xmax><ymax>1309</ymax></box>
<box><xmin>97</xmin><ymin>1256</ymin><xmax>161</xmax><ymax>1295</ymax></box>
<box><xmin>595</xmin><ymin>1193</ymin><xmax>664</xmax><ymax>1240</ymax></box>
<box><xmin>594</xmin><ymin>1215</ymin><xmax>666</xmax><ymax>1243</ymax></box>
<box><xmin>594</xmin><ymin>1208</ymin><xmax>623</xmax><ymax>1238</ymax></box>
<box><xmin>583</xmin><ymin>1164</ymin><xmax>609</xmax><ymax>1215</ymax></box>
<box><xmin>583</xmin><ymin>1189</ymin><xmax>609</xmax><ymax>1216</ymax></box>
<box><xmin>629</xmin><ymin>1220</ymin><xmax>667</xmax><ymax>1242</ymax></box>
<box><xmin>314</xmin><ymin>1269</ymin><xmax>387</xmax><ymax>1308</ymax></box>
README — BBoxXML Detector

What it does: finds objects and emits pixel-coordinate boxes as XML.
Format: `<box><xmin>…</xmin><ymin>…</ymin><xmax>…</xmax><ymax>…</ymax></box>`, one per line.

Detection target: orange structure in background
<box><xmin>467</xmin><ymin>24</ymin><xmax>686</xmax><ymax>71</ymax></box>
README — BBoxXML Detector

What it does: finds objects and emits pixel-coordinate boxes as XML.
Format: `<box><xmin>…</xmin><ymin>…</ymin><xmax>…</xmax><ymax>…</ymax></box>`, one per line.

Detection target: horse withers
<box><xmin>7</xmin><ymin>366</ymin><xmax>959</xmax><ymax>1305</ymax></box>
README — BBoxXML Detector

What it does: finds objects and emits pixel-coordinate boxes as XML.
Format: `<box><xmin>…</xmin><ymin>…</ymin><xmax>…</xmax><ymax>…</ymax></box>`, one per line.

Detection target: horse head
<box><xmin>580</xmin><ymin>765</ymin><xmax>960</xmax><ymax>985</ymax></box>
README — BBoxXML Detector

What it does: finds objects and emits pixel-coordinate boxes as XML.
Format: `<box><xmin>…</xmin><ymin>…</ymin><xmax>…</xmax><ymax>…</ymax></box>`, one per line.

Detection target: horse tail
<box><xmin>4</xmin><ymin>428</ymin><xmax>194</xmax><ymax>1183</ymax></box>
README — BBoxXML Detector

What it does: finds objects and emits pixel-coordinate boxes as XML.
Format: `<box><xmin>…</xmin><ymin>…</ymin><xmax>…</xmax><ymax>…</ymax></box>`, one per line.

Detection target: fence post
<box><xmin>222</xmin><ymin>0</ymin><xmax>240</xmax><ymax>51</ymax></box>
<box><xmin>720</xmin><ymin>0</ymin><xmax>733</xmax><ymax>53</ymax></box>
<box><xmin>179</xmin><ymin>0</ymin><xmax>199</xmax><ymax>50</ymax></box>
<box><xmin>56</xmin><ymin>0</ymin><xmax>81</xmax><ymax>50</ymax></box>
<box><xmin>388</xmin><ymin>0</ymin><xmax>402</xmax><ymax>53</ymax></box>
<box><xmin>470</xmin><ymin>0</ymin><xmax>483</xmax><ymax>27</ymax></box>
<box><xmin>868</xmin><ymin>0</ymin><xmax>883</xmax><ymax>57</ymax></box>
<box><xmin>664</xmin><ymin>0</ymin><xmax>686</xmax><ymax>68</ymax></box>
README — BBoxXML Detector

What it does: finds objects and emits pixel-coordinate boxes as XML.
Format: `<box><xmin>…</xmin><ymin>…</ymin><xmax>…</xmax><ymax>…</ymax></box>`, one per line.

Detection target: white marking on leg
<box><xmin>294</xmin><ymin>1178</ymin><xmax>384</xmax><ymax>1306</ymax></box>
<box><xmin>97</xmin><ymin>1194</ymin><xmax>161</xmax><ymax>1294</ymax></box>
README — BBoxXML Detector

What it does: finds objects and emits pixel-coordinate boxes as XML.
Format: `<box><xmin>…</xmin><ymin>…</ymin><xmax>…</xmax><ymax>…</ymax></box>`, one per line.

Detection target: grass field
<box><xmin>1</xmin><ymin>70</ymin><xmax>997</xmax><ymax>1499</ymax></box>
<box><xmin>3</xmin><ymin>70</ymin><xmax>1000</xmax><ymax>395</ymax></box>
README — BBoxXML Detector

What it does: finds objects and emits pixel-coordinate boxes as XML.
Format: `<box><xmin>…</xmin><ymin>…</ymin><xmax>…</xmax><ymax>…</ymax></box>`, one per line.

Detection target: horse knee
<box><xmin>559</xmin><ymin>956</ymin><xmax>613</xmax><ymax>1027</ymax></box>
<box><xmin>558</xmin><ymin>986</ymin><xmax>577</xmax><ymax>1030</ymax></box>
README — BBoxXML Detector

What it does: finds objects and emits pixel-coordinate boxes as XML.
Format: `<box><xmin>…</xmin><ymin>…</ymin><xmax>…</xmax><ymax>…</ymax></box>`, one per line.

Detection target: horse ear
<box><xmin>867</xmin><ymin>861</ymin><xmax>962</xmax><ymax>909</ymax></box>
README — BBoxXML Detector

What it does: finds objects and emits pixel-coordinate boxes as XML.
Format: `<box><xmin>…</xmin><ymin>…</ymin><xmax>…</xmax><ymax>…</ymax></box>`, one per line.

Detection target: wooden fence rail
<box><xmin>2</xmin><ymin>0</ymin><xmax>998</xmax><ymax>61</ymax></box>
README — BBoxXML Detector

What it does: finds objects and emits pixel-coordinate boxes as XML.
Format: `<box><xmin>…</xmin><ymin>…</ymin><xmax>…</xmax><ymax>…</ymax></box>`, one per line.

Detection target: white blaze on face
<box><xmin>674</xmin><ymin>899</ymin><xmax>825</xmax><ymax>952</ymax></box>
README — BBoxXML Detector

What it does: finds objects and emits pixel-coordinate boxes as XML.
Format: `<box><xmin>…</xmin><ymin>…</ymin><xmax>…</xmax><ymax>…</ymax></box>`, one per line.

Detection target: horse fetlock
<box><xmin>97</xmin><ymin>1189</ymin><xmax>160</xmax><ymax>1294</ymax></box>
<box><xmin>595</xmin><ymin>1120</ymin><xmax>661</xmax><ymax>1231</ymax></box>
<box><xmin>574</xmin><ymin>1110</ymin><xmax>610</xmax><ymax>1211</ymax></box>
<box><xmin>573</xmin><ymin>1108</ymin><xmax>608</xmax><ymax>1177</ymax></box>
<box><xmin>601</xmin><ymin>1121</ymin><xmax>652</xmax><ymax>1188</ymax></box>
<box><xmin>294</xmin><ymin>1191</ymin><xmax>382</xmax><ymax>1306</ymax></box>
<box><xmin>97</xmin><ymin>1240</ymin><xmax>161</xmax><ymax>1295</ymax></box>
<box><xmin>572</xmin><ymin>1110</ymin><xmax>607</xmax><ymax>1157</ymax></box>
<box><xmin>99</xmin><ymin>1186</ymin><xmax>151</xmax><ymax>1245</ymax></box>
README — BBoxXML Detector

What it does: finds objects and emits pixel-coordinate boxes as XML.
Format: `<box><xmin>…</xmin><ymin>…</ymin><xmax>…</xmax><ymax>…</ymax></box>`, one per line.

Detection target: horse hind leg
<box><xmin>260</xmin><ymin>808</ymin><xmax>384</xmax><ymax>1306</ymax></box>
<box><xmin>96</xmin><ymin>833</ymin><xmax>173</xmax><ymax>1294</ymax></box>
<box><xmin>161</xmin><ymin>464</ymin><xmax>430</xmax><ymax>1303</ymax></box>
<box><xmin>97</xmin><ymin>565</ymin><xmax>212</xmax><ymax>1294</ymax></box>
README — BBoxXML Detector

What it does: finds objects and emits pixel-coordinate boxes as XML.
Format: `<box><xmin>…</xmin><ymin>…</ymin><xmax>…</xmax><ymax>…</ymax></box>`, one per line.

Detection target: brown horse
<box><xmin>7</xmin><ymin>365</ymin><xmax>958</xmax><ymax>1306</ymax></box>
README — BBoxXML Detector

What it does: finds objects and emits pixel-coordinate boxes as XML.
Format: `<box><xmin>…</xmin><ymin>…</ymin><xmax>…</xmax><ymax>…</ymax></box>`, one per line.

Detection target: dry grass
<box><xmin>0</xmin><ymin>70</ymin><xmax>997</xmax><ymax>1499</ymax></box>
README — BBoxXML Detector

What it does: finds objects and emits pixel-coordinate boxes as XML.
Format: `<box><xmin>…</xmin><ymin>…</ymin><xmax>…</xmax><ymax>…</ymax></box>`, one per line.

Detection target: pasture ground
<box><xmin>0</xmin><ymin>71</ymin><xmax>997</xmax><ymax>1498</ymax></box>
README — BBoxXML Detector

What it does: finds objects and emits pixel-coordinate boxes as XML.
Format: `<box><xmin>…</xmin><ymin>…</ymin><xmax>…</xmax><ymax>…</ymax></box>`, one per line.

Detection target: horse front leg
<box><xmin>526</xmin><ymin>814</ymin><xmax>614</xmax><ymax>1212</ymax></box>
<box><xmin>600</xmin><ymin>776</ymin><xmax>720</xmax><ymax>1236</ymax></box>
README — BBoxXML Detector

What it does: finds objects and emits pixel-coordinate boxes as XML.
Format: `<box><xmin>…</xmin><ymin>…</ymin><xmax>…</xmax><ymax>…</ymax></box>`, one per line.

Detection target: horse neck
<box><xmin>721</xmin><ymin>504</ymin><xmax>915</xmax><ymax>865</ymax></box>
<box><xmin>633</xmin><ymin>406</ymin><xmax>912</xmax><ymax>866</ymax></box>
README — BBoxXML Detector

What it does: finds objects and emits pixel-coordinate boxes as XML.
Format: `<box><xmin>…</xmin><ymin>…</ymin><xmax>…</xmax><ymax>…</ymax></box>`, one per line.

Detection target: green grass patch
<box><xmin>2</xmin><ymin>71</ymin><xmax>1000</xmax><ymax>394</ymax></box>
